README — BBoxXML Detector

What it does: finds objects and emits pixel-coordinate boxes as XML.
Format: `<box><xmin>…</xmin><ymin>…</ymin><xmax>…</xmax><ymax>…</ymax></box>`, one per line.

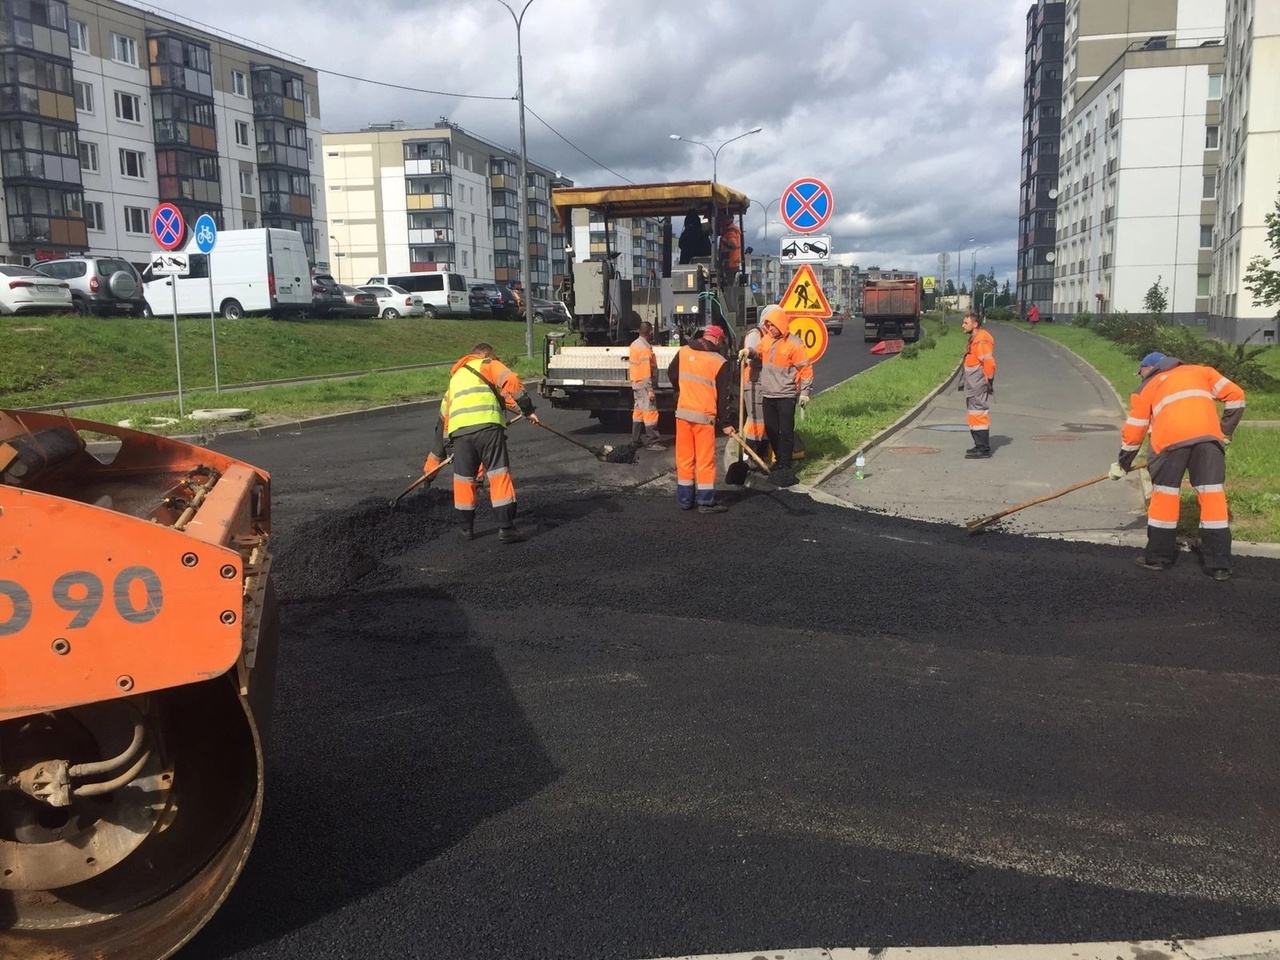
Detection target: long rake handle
<box><xmin>390</xmin><ymin>455</ymin><xmax>453</xmax><ymax>507</ymax></box>
<box><xmin>729</xmin><ymin>431</ymin><xmax>772</xmax><ymax>472</ymax></box>
<box><xmin>534</xmin><ymin>419</ymin><xmax>601</xmax><ymax>455</ymax></box>
<box><xmin>965</xmin><ymin>461</ymin><xmax>1147</xmax><ymax>533</ymax></box>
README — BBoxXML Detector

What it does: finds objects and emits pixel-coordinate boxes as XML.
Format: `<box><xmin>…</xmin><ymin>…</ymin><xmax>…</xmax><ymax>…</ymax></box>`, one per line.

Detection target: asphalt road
<box><xmin>179</xmin><ymin>336</ymin><xmax>1280</xmax><ymax>960</ymax></box>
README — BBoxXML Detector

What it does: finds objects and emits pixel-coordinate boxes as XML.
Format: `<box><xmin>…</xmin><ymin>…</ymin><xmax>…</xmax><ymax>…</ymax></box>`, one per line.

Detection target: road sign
<box><xmin>152</xmin><ymin>203</ymin><xmax>186</xmax><ymax>251</ymax></box>
<box><xmin>150</xmin><ymin>252</ymin><xmax>190</xmax><ymax>276</ymax></box>
<box><xmin>780</xmin><ymin>234</ymin><xmax>831</xmax><ymax>263</ymax></box>
<box><xmin>787</xmin><ymin>314</ymin><xmax>830</xmax><ymax>364</ymax></box>
<box><xmin>193</xmin><ymin>213</ymin><xmax>217</xmax><ymax>253</ymax></box>
<box><xmin>922</xmin><ymin>276</ymin><xmax>937</xmax><ymax>291</ymax></box>
<box><xmin>778</xmin><ymin>264</ymin><xmax>832</xmax><ymax>316</ymax></box>
<box><xmin>780</xmin><ymin>178</ymin><xmax>833</xmax><ymax>234</ymax></box>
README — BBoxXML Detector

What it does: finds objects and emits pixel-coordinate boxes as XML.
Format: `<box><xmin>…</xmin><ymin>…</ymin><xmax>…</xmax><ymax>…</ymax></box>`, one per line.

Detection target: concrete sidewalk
<box><xmin>819</xmin><ymin>323</ymin><xmax>1151</xmax><ymax>542</ymax></box>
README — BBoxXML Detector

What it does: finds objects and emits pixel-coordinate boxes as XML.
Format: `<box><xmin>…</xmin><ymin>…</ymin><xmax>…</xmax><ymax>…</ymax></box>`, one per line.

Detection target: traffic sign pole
<box><xmin>151</xmin><ymin>203</ymin><xmax>188</xmax><ymax>414</ymax></box>
<box><xmin>194</xmin><ymin>214</ymin><xmax>219</xmax><ymax>393</ymax></box>
<box><xmin>171</xmin><ymin>280</ymin><xmax>184</xmax><ymax>418</ymax></box>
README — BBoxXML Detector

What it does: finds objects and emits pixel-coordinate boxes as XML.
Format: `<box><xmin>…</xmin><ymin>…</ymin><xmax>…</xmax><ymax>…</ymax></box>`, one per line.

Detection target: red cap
<box><xmin>702</xmin><ymin>325</ymin><xmax>725</xmax><ymax>345</ymax></box>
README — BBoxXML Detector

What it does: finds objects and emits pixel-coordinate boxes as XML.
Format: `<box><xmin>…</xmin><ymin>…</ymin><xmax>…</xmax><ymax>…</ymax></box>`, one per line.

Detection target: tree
<box><xmin>1143</xmin><ymin>276</ymin><xmax>1168</xmax><ymax>321</ymax></box>
<box><xmin>944</xmin><ymin>279</ymin><xmax>957</xmax><ymax>296</ymax></box>
<box><xmin>997</xmin><ymin>279</ymin><xmax>1013</xmax><ymax>307</ymax></box>
<box><xmin>1243</xmin><ymin>185</ymin><xmax>1280</xmax><ymax>319</ymax></box>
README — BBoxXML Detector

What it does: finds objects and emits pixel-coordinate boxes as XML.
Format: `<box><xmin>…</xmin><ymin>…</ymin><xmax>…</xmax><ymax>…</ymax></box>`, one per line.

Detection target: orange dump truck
<box><xmin>0</xmin><ymin>409</ymin><xmax>277</xmax><ymax>960</ymax></box>
<box><xmin>861</xmin><ymin>277</ymin><xmax>923</xmax><ymax>343</ymax></box>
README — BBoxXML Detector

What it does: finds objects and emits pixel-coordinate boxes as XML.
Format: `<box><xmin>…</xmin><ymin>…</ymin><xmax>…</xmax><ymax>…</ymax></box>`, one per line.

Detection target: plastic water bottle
<box><xmin>854</xmin><ymin>451</ymin><xmax>866</xmax><ymax>480</ymax></box>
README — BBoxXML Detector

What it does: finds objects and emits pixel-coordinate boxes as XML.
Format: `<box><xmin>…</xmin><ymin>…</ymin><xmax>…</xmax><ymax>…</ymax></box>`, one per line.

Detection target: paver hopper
<box><xmin>0</xmin><ymin>409</ymin><xmax>277</xmax><ymax>960</ymax></box>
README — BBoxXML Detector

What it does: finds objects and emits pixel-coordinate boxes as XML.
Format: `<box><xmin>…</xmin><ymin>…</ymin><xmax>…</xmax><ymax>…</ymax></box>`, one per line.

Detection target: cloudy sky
<box><xmin>154</xmin><ymin>0</ymin><xmax>1030</xmax><ymax>287</ymax></box>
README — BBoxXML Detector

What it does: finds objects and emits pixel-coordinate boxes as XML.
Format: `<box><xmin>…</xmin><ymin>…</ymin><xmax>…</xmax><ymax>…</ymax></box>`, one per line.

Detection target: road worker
<box><xmin>1111</xmin><ymin>351</ymin><xmax>1246</xmax><ymax>580</ymax></box>
<box><xmin>667</xmin><ymin>325</ymin><xmax>736</xmax><ymax>513</ymax></box>
<box><xmin>427</xmin><ymin>342</ymin><xmax>539</xmax><ymax>543</ymax></box>
<box><xmin>736</xmin><ymin>308</ymin><xmax>774</xmax><ymax>464</ymax></box>
<box><xmin>960</xmin><ymin>312</ymin><xmax>996</xmax><ymax>459</ymax></box>
<box><xmin>743</xmin><ymin>308</ymin><xmax>813</xmax><ymax>486</ymax></box>
<box><xmin>628</xmin><ymin>321</ymin><xmax>665</xmax><ymax>451</ymax></box>
<box><xmin>717</xmin><ymin>213</ymin><xmax>742</xmax><ymax>278</ymax></box>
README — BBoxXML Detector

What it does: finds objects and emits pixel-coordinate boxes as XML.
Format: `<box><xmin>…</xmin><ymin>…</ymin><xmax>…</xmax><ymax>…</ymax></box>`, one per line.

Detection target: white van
<box><xmin>142</xmin><ymin>228</ymin><xmax>312</xmax><ymax>319</ymax></box>
<box><xmin>365</xmin><ymin>271</ymin><xmax>468</xmax><ymax>318</ymax></box>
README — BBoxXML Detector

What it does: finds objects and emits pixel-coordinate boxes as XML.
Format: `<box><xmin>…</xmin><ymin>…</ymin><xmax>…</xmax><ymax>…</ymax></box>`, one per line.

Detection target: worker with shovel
<box><xmin>667</xmin><ymin>325</ymin><xmax>737</xmax><ymax>513</ymax></box>
<box><xmin>429</xmin><ymin>342</ymin><xmax>539</xmax><ymax>543</ymax></box>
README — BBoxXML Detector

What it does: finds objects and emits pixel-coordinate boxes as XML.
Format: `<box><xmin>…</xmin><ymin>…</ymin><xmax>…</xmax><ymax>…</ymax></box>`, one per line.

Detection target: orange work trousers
<box><xmin>675</xmin><ymin>418</ymin><xmax>717</xmax><ymax>509</ymax></box>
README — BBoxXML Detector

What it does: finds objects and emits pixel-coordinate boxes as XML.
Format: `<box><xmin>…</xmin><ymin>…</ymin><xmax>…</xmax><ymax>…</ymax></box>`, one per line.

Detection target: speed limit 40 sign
<box><xmin>786</xmin><ymin>314</ymin><xmax>829</xmax><ymax>364</ymax></box>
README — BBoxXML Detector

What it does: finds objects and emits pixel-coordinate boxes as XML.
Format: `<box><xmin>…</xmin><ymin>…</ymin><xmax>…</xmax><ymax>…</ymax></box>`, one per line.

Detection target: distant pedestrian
<box><xmin>1110</xmin><ymin>351</ymin><xmax>1246</xmax><ymax>580</ymax></box>
<box><xmin>628</xmin><ymin>321</ymin><xmax>665</xmax><ymax>451</ymax></box>
<box><xmin>667</xmin><ymin>324</ymin><xmax>736</xmax><ymax>512</ymax></box>
<box><xmin>1027</xmin><ymin>303</ymin><xmax>1040</xmax><ymax>325</ymax></box>
<box><xmin>960</xmin><ymin>312</ymin><xmax>996</xmax><ymax>459</ymax></box>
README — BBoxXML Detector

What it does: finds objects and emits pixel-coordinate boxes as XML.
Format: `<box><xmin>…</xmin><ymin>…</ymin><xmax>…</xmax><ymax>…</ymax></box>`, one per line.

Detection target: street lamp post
<box><xmin>328</xmin><ymin>234</ymin><xmax>342</xmax><ymax>285</ymax></box>
<box><xmin>496</xmin><ymin>0</ymin><xmax>537</xmax><ymax>359</ymax></box>
<box><xmin>667</xmin><ymin>127</ymin><xmax>762</xmax><ymax>184</ymax></box>
<box><xmin>957</xmin><ymin>236</ymin><xmax>977</xmax><ymax>306</ymax></box>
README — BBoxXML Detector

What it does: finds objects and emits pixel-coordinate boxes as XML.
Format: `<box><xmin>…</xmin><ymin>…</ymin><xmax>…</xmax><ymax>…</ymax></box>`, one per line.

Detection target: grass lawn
<box><xmin>1028</xmin><ymin>321</ymin><xmax>1280</xmax><ymax>543</ymax></box>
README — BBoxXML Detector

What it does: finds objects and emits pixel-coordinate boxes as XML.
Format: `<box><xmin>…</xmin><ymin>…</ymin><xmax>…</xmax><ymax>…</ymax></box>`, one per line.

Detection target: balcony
<box><xmin>406</xmin><ymin>193</ymin><xmax>451</xmax><ymax>210</ymax></box>
<box><xmin>1100</xmin><ymin>253</ymin><xmax>1112</xmax><ymax>269</ymax></box>
<box><xmin>492</xmin><ymin>204</ymin><xmax>519</xmax><ymax>222</ymax></box>
<box><xmin>1103</xmin><ymin>206</ymin><xmax>1115</xmax><ymax>222</ymax></box>
<box><xmin>405</xmin><ymin>158</ymin><xmax>449</xmax><ymax>177</ymax></box>
<box><xmin>408</xmin><ymin>228</ymin><xmax>454</xmax><ymax>245</ymax></box>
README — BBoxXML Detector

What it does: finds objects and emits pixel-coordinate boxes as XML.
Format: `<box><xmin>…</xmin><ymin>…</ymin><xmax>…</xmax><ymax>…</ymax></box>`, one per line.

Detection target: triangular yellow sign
<box><xmin>778</xmin><ymin>264</ymin><xmax>832</xmax><ymax>316</ymax></box>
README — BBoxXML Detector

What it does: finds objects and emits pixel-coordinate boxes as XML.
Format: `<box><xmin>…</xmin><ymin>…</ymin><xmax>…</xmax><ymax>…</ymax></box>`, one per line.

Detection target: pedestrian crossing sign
<box><xmin>777</xmin><ymin>264</ymin><xmax>831</xmax><ymax>316</ymax></box>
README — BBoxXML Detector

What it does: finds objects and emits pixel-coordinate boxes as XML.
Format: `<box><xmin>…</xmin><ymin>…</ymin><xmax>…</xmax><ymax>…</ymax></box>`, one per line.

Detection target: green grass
<box><xmin>1028</xmin><ymin>321</ymin><xmax>1280</xmax><ymax>543</ymax></box>
<box><xmin>798</xmin><ymin>318</ymin><xmax>960</xmax><ymax>479</ymax></box>
<box><xmin>0</xmin><ymin>314</ymin><xmax>539</xmax><ymax>407</ymax></box>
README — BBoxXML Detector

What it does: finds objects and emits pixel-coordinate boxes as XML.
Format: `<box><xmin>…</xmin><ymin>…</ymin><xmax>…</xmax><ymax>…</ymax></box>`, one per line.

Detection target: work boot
<box><xmin>965</xmin><ymin>430</ymin><xmax>992</xmax><ymax>459</ymax></box>
<box><xmin>631</xmin><ymin>423</ymin><xmax>643</xmax><ymax>447</ymax></box>
<box><xmin>966</xmin><ymin>430</ymin><xmax>981</xmax><ymax>455</ymax></box>
<box><xmin>697</xmin><ymin>503</ymin><xmax>728</xmax><ymax>514</ymax></box>
<box><xmin>643</xmin><ymin>441</ymin><xmax>667</xmax><ymax>452</ymax></box>
<box><xmin>1208</xmin><ymin>568</ymin><xmax>1232</xmax><ymax>581</ymax></box>
<box><xmin>497</xmin><ymin>526</ymin><xmax>527</xmax><ymax>544</ymax></box>
<box><xmin>1134</xmin><ymin>555</ymin><xmax>1172</xmax><ymax>571</ymax></box>
<box><xmin>457</xmin><ymin>526</ymin><xmax>474</xmax><ymax>541</ymax></box>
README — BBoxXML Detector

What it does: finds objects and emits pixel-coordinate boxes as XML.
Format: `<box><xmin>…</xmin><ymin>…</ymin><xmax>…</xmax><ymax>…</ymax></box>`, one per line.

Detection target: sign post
<box><xmin>151</xmin><ymin>204</ymin><xmax>188</xmax><ymax>417</ymax></box>
<box><xmin>193</xmin><ymin>214</ymin><xmax>219</xmax><ymax>393</ymax></box>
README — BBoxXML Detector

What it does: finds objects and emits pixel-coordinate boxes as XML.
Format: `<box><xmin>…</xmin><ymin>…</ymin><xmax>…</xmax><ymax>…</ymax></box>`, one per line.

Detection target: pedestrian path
<box><xmin>819</xmin><ymin>323</ymin><xmax>1150</xmax><ymax>543</ymax></box>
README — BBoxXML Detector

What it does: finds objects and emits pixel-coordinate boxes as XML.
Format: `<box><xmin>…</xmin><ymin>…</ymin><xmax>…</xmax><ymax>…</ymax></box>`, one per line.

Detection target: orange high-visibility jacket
<box><xmin>629</xmin><ymin>335</ymin><xmax>657</xmax><ymax>386</ymax></box>
<box><xmin>1121</xmin><ymin>362</ymin><xmax>1246</xmax><ymax>456</ymax></box>
<box><xmin>670</xmin><ymin>344</ymin><xmax>728</xmax><ymax>425</ymax></box>
<box><xmin>758</xmin><ymin>332</ymin><xmax>813</xmax><ymax>399</ymax></box>
<box><xmin>964</xmin><ymin>328</ymin><xmax>996</xmax><ymax>379</ymax></box>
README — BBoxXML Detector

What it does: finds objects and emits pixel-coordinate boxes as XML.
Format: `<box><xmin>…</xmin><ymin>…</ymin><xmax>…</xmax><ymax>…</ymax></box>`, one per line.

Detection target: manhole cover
<box><xmin>1060</xmin><ymin>422</ymin><xmax>1114</xmax><ymax>433</ymax></box>
<box><xmin>887</xmin><ymin>446</ymin><xmax>940</xmax><ymax>455</ymax></box>
<box><xmin>1031</xmin><ymin>435</ymin><xmax>1080</xmax><ymax>442</ymax></box>
<box><xmin>921</xmin><ymin>424</ymin><xmax>971</xmax><ymax>432</ymax></box>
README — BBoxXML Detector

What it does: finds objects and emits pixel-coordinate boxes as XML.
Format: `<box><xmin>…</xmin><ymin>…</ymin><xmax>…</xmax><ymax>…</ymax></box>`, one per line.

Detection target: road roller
<box><xmin>0</xmin><ymin>409</ymin><xmax>277</xmax><ymax>960</ymax></box>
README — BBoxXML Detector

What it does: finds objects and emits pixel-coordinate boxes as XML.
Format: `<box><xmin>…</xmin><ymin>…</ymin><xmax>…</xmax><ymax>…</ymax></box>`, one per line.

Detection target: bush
<box><xmin>1073</xmin><ymin>311</ymin><xmax>1093</xmax><ymax>327</ymax></box>
<box><xmin>918</xmin><ymin>335</ymin><xmax>938</xmax><ymax>350</ymax></box>
<box><xmin>1130</xmin><ymin>325</ymin><xmax>1278</xmax><ymax>390</ymax></box>
<box><xmin>985</xmin><ymin>306</ymin><xmax>1014</xmax><ymax>322</ymax></box>
<box><xmin>899</xmin><ymin>343</ymin><xmax>920</xmax><ymax>360</ymax></box>
<box><xmin>1092</xmin><ymin>311</ymin><xmax>1156</xmax><ymax>345</ymax></box>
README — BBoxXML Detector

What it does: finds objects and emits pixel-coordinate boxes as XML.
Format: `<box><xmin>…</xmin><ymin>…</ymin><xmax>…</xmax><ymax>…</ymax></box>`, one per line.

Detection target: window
<box><xmin>114</xmin><ymin>91</ymin><xmax>141</xmax><ymax>122</ymax></box>
<box><xmin>78</xmin><ymin>141</ymin><xmax>98</xmax><ymax>172</ymax></box>
<box><xmin>304</xmin><ymin>90</ymin><xmax>313</xmax><ymax>116</ymax></box>
<box><xmin>1197</xmin><ymin>274</ymin><xmax>1212</xmax><ymax>297</ymax></box>
<box><xmin>1200</xmin><ymin>224</ymin><xmax>1213</xmax><ymax>248</ymax></box>
<box><xmin>307</xmin><ymin>137</ymin><xmax>314</xmax><ymax>161</ymax></box>
<box><xmin>1202</xmin><ymin>174</ymin><xmax>1216</xmax><ymax>199</ymax></box>
<box><xmin>244</xmin><ymin>218</ymin><xmax>256</xmax><ymax>228</ymax></box>
<box><xmin>70</xmin><ymin>20</ymin><xmax>89</xmax><ymax>52</ymax></box>
<box><xmin>231</xmin><ymin>70</ymin><xmax>247</xmax><ymax>97</ymax></box>
<box><xmin>123</xmin><ymin>205</ymin><xmax>149</xmax><ymax>234</ymax></box>
<box><xmin>74</xmin><ymin>80</ymin><xmax>93</xmax><ymax>112</ymax></box>
<box><xmin>83</xmin><ymin>201</ymin><xmax>104</xmax><ymax>231</ymax></box>
<box><xmin>234</xmin><ymin>120</ymin><xmax>250</xmax><ymax>146</ymax></box>
<box><xmin>239</xmin><ymin>170</ymin><xmax>253</xmax><ymax>195</ymax></box>
<box><xmin>111</xmin><ymin>33</ymin><xmax>138</xmax><ymax>67</ymax></box>
<box><xmin>1205</xmin><ymin>125</ymin><xmax>1219</xmax><ymax>149</ymax></box>
<box><xmin>119</xmin><ymin>148</ymin><xmax>145</xmax><ymax>178</ymax></box>
<box><xmin>1208</xmin><ymin>74</ymin><xmax>1222</xmax><ymax>99</ymax></box>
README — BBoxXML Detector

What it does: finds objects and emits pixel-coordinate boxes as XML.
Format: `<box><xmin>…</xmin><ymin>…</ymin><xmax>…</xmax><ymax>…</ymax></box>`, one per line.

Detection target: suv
<box><xmin>470</xmin><ymin>283</ymin><xmax>518</xmax><ymax>320</ymax></box>
<box><xmin>34</xmin><ymin>256</ymin><xmax>146</xmax><ymax>316</ymax></box>
<box><xmin>310</xmin><ymin>273</ymin><xmax>348</xmax><ymax>317</ymax></box>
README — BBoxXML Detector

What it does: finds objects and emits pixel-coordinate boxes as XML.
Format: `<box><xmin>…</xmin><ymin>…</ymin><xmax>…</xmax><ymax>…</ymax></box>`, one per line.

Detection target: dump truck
<box><xmin>541</xmin><ymin>181</ymin><xmax>755</xmax><ymax>428</ymax></box>
<box><xmin>862</xmin><ymin>277</ymin><xmax>923</xmax><ymax>343</ymax></box>
<box><xmin>0</xmin><ymin>409</ymin><xmax>277</xmax><ymax>960</ymax></box>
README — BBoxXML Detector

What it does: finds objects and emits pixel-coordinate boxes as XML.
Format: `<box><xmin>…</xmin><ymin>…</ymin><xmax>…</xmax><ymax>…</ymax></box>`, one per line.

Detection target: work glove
<box><xmin>1222</xmin><ymin>434</ymin><xmax>1233</xmax><ymax>446</ymax></box>
<box><xmin>1108</xmin><ymin>462</ymin><xmax>1127</xmax><ymax>481</ymax></box>
<box><xmin>986</xmin><ymin>378</ymin><xmax>995</xmax><ymax>396</ymax></box>
<box><xmin>798</xmin><ymin>394</ymin><xmax>810</xmax><ymax>408</ymax></box>
<box><xmin>527</xmin><ymin>413</ymin><xmax>541</xmax><ymax>426</ymax></box>
<box><xmin>956</xmin><ymin>380</ymin><xmax>965</xmax><ymax>392</ymax></box>
<box><xmin>737</xmin><ymin>348</ymin><xmax>749</xmax><ymax>362</ymax></box>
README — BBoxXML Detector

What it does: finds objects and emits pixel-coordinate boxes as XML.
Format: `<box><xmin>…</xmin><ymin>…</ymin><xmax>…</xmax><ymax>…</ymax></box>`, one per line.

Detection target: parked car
<box><xmin>532</xmin><ymin>297</ymin><xmax>571</xmax><ymax>324</ymax></box>
<box><xmin>33</xmin><ymin>256</ymin><xmax>146</xmax><ymax>316</ymax></box>
<box><xmin>337</xmin><ymin>284</ymin><xmax>380</xmax><ymax>318</ymax></box>
<box><xmin>823</xmin><ymin>312</ymin><xmax>845</xmax><ymax>336</ymax></box>
<box><xmin>468</xmin><ymin>286</ymin><xmax>493</xmax><ymax>318</ymax></box>
<box><xmin>365</xmin><ymin>272</ymin><xmax>469</xmax><ymax>318</ymax></box>
<box><xmin>358</xmin><ymin>284</ymin><xmax>425</xmax><ymax>319</ymax></box>
<box><xmin>0</xmin><ymin>264</ymin><xmax>72</xmax><ymax>315</ymax></box>
<box><xmin>311</xmin><ymin>273</ymin><xmax>349</xmax><ymax>317</ymax></box>
<box><xmin>469</xmin><ymin>282</ymin><xmax>519</xmax><ymax>320</ymax></box>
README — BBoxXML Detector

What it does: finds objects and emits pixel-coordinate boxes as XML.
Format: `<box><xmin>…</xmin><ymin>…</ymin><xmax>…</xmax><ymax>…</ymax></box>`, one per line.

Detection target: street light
<box><xmin>496</xmin><ymin>0</ymin><xmax>537</xmax><ymax>358</ymax></box>
<box><xmin>750</xmin><ymin>196</ymin><xmax>782</xmax><ymax>241</ymax></box>
<box><xmin>328</xmin><ymin>234</ymin><xmax>342</xmax><ymax>285</ymax></box>
<box><xmin>957</xmin><ymin>236</ymin><xmax>977</xmax><ymax>304</ymax></box>
<box><xmin>667</xmin><ymin>126</ymin><xmax>762</xmax><ymax>184</ymax></box>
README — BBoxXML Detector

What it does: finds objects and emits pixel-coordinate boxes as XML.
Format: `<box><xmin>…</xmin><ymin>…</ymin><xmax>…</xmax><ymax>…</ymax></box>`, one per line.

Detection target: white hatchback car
<box><xmin>0</xmin><ymin>264</ymin><xmax>72</xmax><ymax>315</ymax></box>
<box><xmin>358</xmin><ymin>284</ymin><xmax>425</xmax><ymax>319</ymax></box>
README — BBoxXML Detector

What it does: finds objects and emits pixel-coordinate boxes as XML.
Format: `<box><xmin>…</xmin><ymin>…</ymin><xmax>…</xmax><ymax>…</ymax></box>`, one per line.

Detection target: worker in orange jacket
<box><xmin>628</xmin><ymin>321</ymin><xmax>665</xmax><ymax>451</ymax></box>
<box><xmin>743</xmin><ymin>308</ymin><xmax>813</xmax><ymax>486</ymax></box>
<box><xmin>667</xmin><ymin>325</ymin><xmax>736</xmax><ymax>513</ymax></box>
<box><xmin>426</xmin><ymin>343</ymin><xmax>539</xmax><ymax>543</ymax></box>
<box><xmin>960</xmin><ymin>312</ymin><xmax>996</xmax><ymax>459</ymax></box>
<box><xmin>737</xmin><ymin>309</ymin><xmax>772</xmax><ymax>463</ymax></box>
<box><xmin>1111</xmin><ymin>351</ymin><xmax>1246</xmax><ymax>579</ymax></box>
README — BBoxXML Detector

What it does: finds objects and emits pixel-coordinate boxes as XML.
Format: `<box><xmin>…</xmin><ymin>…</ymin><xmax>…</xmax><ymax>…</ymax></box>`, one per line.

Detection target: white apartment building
<box><xmin>0</xmin><ymin>0</ymin><xmax>325</xmax><ymax>269</ymax></box>
<box><xmin>1209</xmin><ymin>0</ymin><xmax>1280</xmax><ymax>343</ymax></box>
<box><xmin>1053</xmin><ymin>32</ymin><xmax>1224</xmax><ymax>318</ymax></box>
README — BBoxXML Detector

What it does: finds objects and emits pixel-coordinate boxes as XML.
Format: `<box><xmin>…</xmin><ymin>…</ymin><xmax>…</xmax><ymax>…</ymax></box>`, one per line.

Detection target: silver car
<box><xmin>359</xmin><ymin>284</ymin><xmax>426</xmax><ymax>318</ymax></box>
<box><xmin>33</xmin><ymin>256</ymin><xmax>146</xmax><ymax>316</ymax></box>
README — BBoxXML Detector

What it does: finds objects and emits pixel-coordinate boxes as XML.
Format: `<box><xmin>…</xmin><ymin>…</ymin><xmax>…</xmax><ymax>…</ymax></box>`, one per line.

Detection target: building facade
<box><xmin>567</xmin><ymin>207</ymin><xmax>664</xmax><ymax>296</ymax></box>
<box><xmin>1209</xmin><ymin>0</ymin><xmax>1280</xmax><ymax>343</ymax></box>
<box><xmin>0</xmin><ymin>0</ymin><xmax>325</xmax><ymax>266</ymax></box>
<box><xmin>321</xmin><ymin>121</ymin><xmax>565</xmax><ymax>295</ymax></box>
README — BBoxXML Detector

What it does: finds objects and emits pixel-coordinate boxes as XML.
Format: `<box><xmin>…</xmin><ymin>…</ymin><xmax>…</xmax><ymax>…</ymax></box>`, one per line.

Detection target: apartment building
<box><xmin>1209</xmin><ymin>0</ymin><xmax>1280</xmax><ymax>343</ymax></box>
<box><xmin>566</xmin><ymin>207</ymin><xmax>665</xmax><ymax>294</ymax></box>
<box><xmin>1051</xmin><ymin>0</ymin><xmax>1225</xmax><ymax>320</ymax></box>
<box><xmin>321</xmin><ymin>121</ymin><xmax>565</xmax><ymax>295</ymax></box>
<box><xmin>1017</xmin><ymin>0</ymin><xmax>1065</xmax><ymax>321</ymax></box>
<box><xmin>0</xmin><ymin>0</ymin><xmax>325</xmax><ymax>266</ymax></box>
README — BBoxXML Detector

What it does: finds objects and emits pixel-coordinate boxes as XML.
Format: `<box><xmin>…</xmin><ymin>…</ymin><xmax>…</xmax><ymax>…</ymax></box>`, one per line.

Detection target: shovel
<box><xmin>388</xmin><ymin>455</ymin><xmax>453</xmax><ymax>511</ymax></box>
<box><xmin>964</xmin><ymin>461</ymin><xmax>1145</xmax><ymax>534</ymax></box>
<box><xmin>728</xmin><ymin>430</ymin><xmax>772</xmax><ymax>472</ymax></box>
<box><xmin>726</xmin><ymin>361</ymin><xmax>751</xmax><ymax>486</ymax></box>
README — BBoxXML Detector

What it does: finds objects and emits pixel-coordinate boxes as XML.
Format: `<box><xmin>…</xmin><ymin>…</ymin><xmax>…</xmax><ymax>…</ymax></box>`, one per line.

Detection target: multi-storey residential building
<box><xmin>0</xmin><ymin>0</ymin><xmax>325</xmax><ymax>266</ymax></box>
<box><xmin>565</xmin><ymin>208</ymin><xmax>665</xmax><ymax>295</ymax></box>
<box><xmin>1210</xmin><ymin>0</ymin><xmax>1280</xmax><ymax>343</ymax></box>
<box><xmin>1052</xmin><ymin>0</ymin><xmax>1225</xmax><ymax>320</ymax></box>
<box><xmin>321</xmin><ymin>121</ymin><xmax>564</xmax><ymax>295</ymax></box>
<box><xmin>1017</xmin><ymin>0</ymin><xmax>1065</xmax><ymax>321</ymax></box>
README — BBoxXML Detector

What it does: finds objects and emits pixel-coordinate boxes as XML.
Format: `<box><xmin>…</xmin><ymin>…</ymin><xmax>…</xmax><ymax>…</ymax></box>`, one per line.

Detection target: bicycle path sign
<box><xmin>193</xmin><ymin>213</ymin><xmax>217</xmax><ymax>254</ymax></box>
<box><xmin>151</xmin><ymin>203</ymin><xmax>186</xmax><ymax>251</ymax></box>
<box><xmin>780</xmin><ymin>178</ymin><xmax>833</xmax><ymax>234</ymax></box>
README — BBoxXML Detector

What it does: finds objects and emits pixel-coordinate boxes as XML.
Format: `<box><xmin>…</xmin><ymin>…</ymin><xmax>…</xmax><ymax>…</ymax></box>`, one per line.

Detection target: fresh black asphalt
<box><xmin>179</xmin><ymin>333</ymin><xmax>1280</xmax><ymax>959</ymax></box>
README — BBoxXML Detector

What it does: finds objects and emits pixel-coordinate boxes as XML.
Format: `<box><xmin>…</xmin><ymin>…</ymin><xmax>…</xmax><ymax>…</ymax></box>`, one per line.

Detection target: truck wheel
<box><xmin>220</xmin><ymin>299</ymin><xmax>244</xmax><ymax>320</ymax></box>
